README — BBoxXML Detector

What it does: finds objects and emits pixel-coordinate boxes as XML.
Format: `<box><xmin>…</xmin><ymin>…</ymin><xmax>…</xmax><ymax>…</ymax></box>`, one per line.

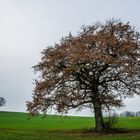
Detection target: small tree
<box><xmin>0</xmin><ymin>97</ymin><xmax>6</xmax><ymax>108</ymax></box>
<box><xmin>27</xmin><ymin>19</ymin><xmax>140</xmax><ymax>132</ymax></box>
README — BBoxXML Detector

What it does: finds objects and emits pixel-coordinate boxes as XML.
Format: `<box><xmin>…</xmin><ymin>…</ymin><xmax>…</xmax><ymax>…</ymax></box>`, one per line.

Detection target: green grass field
<box><xmin>0</xmin><ymin>111</ymin><xmax>140</xmax><ymax>140</ymax></box>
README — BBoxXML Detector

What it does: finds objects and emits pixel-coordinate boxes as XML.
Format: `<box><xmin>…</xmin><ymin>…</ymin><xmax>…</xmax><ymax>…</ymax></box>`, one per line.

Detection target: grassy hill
<box><xmin>0</xmin><ymin>111</ymin><xmax>140</xmax><ymax>140</ymax></box>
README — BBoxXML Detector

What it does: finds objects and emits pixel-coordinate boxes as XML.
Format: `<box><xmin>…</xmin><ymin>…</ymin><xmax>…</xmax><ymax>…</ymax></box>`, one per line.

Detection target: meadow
<box><xmin>0</xmin><ymin>112</ymin><xmax>140</xmax><ymax>140</ymax></box>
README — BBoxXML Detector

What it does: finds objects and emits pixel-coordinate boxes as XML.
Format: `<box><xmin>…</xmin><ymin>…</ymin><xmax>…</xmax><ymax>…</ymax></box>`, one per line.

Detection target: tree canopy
<box><xmin>27</xmin><ymin>19</ymin><xmax>140</xmax><ymax>132</ymax></box>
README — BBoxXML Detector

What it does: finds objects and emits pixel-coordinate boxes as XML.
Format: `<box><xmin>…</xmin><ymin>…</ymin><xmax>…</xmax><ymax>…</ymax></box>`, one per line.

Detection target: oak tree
<box><xmin>27</xmin><ymin>19</ymin><xmax>140</xmax><ymax>132</ymax></box>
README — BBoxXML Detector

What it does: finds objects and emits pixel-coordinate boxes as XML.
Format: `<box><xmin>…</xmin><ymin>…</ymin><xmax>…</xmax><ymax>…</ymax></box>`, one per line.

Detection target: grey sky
<box><xmin>0</xmin><ymin>0</ymin><xmax>140</xmax><ymax>115</ymax></box>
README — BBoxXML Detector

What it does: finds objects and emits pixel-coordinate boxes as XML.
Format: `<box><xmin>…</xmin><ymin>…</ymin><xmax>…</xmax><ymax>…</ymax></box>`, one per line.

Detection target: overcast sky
<box><xmin>0</xmin><ymin>0</ymin><xmax>140</xmax><ymax>116</ymax></box>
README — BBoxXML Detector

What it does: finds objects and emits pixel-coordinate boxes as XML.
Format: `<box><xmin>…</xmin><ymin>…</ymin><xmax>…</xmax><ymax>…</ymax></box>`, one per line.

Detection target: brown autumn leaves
<box><xmin>27</xmin><ymin>19</ymin><xmax>140</xmax><ymax>119</ymax></box>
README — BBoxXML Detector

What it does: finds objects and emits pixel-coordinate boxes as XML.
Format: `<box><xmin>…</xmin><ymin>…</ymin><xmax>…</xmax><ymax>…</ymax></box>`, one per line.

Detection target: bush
<box><xmin>103</xmin><ymin>115</ymin><xmax>118</xmax><ymax>132</ymax></box>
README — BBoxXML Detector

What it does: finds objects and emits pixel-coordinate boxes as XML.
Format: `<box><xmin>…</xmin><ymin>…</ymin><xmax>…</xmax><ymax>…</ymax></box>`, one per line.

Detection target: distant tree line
<box><xmin>119</xmin><ymin>111</ymin><xmax>140</xmax><ymax>117</ymax></box>
<box><xmin>106</xmin><ymin>111</ymin><xmax>140</xmax><ymax>117</ymax></box>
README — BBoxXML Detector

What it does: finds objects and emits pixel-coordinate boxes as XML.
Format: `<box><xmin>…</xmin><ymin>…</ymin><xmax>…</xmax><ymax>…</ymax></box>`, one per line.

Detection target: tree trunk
<box><xmin>94</xmin><ymin>100</ymin><xmax>104</xmax><ymax>132</ymax></box>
